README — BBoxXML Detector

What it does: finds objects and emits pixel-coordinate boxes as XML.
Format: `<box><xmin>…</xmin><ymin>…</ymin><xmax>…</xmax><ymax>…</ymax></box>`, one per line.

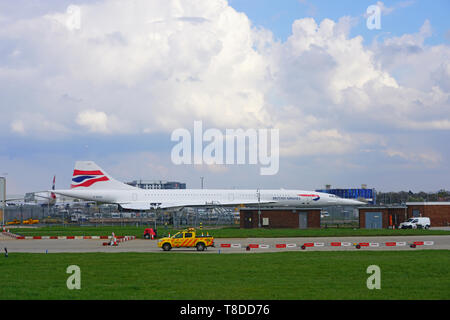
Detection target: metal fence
<box><xmin>320</xmin><ymin>206</ymin><xmax>359</xmax><ymax>228</ymax></box>
<box><xmin>3</xmin><ymin>204</ymin><xmax>238</xmax><ymax>228</ymax></box>
<box><xmin>3</xmin><ymin>204</ymin><xmax>358</xmax><ymax>228</ymax></box>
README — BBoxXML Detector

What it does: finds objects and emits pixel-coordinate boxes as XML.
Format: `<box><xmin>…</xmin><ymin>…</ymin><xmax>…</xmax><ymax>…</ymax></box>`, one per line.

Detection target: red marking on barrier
<box><xmin>331</xmin><ymin>242</ymin><xmax>341</xmax><ymax>247</ymax></box>
<box><xmin>385</xmin><ymin>242</ymin><xmax>396</xmax><ymax>246</ymax></box>
<box><xmin>83</xmin><ymin>236</ymin><xmax>91</xmax><ymax>239</ymax></box>
<box><xmin>413</xmin><ymin>241</ymin><xmax>424</xmax><ymax>246</ymax></box>
<box><xmin>221</xmin><ymin>244</ymin><xmax>231</xmax><ymax>248</ymax></box>
<box><xmin>276</xmin><ymin>244</ymin><xmax>286</xmax><ymax>248</ymax></box>
<box><xmin>33</xmin><ymin>236</ymin><xmax>42</xmax><ymax>239</ymax></box>
<box><xmin>50</xmin><ymin>236</ymin><xmax>58</xmax><ymax>239</ymax></box>
<box><xmin>303</xmin><ymin>243</ymin><xmax>314</xmax><ymax>247</ymax></box>
<box><xmin>17</xmin><ymin>236</ymin><xmax>25</xmax><ymax>239</ymax></box>
<box><xmin>66</xmin><ymin>236</ymin><xmax>75</xmax><ymax>239</ymax></box>
<box><xmin>249</xmin><ymin>244</ymin><xmax>259</xmax><ymax>248</ymax></box>
<box><xmin>100</xmin><ymin>236</ymin><xmax>108</xmax><ymax>239</ymax></box>
<box><xmin>359</xmin><ymin>243</ymin><xmax>369</xmax><ymax>247</ymax></box>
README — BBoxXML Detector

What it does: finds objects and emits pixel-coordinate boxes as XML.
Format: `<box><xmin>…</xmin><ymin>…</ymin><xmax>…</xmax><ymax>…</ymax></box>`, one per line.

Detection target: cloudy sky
<box><xmin>1</xmin><ymin>0</ymin><xmax>449</xmax><ymax>195</ymax></box>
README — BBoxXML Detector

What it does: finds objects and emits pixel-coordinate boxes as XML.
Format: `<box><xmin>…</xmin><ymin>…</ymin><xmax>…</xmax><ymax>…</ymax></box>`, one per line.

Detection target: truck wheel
<box><xmin>144</xmin><ymin>234</ymin><xmax>150</xmax><ymax>239</ymax></box>
<box><xmin>196</xmin><ymin>243</ymin><xmax>205</xmax><ymax>251</ymax></box>
<box><xmin>162</xmin><ymin>243</ymin><xmax>172</xmax><ymax>251</ymax></box>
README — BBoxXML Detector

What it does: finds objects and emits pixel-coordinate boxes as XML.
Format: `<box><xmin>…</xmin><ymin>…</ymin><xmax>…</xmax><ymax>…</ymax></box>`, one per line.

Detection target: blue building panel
<box><xmin>316</xmin><ymin>188</ymin><xmax>376</xmax><ymax>204</ymax></box>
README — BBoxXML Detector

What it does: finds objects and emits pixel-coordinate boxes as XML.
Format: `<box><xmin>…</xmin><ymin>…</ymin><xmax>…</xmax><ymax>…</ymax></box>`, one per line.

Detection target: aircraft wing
<box><xmin>119</xmin><ymin>199</ymin><xmax>276</xmax><ymax>210</ymax></box>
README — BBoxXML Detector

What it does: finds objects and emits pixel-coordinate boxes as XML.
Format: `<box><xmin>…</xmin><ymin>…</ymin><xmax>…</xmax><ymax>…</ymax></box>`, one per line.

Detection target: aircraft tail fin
<box><xmin>71</xmin><ymin>161</ymin><xmax>136</xmax><ymax>190</ymax></box>
<box><xmin>50</xmin><ymin>175</ymin><xmax>56</xmax><ymax>202</ymax></box>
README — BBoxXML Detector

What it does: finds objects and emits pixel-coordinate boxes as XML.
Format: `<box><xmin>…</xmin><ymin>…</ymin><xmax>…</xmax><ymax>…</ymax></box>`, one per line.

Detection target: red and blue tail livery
<box><xmin>71</xmin><ymin>170</ymin><xmax>109</xmax><ymax>188</ymax></box>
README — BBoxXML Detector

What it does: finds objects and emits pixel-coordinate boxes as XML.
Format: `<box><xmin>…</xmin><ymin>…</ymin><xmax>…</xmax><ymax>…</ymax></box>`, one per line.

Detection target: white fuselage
<box><xmin>54</xmin><ymin>188</ymin><xmax>364</xmax><ymax>209</ymax></box>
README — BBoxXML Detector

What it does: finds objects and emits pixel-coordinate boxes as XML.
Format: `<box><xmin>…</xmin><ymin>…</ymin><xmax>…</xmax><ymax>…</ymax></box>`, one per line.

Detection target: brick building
<box><xmin>359</xmin><ymin>202</ymin><xmax>450</xmax><ymax>228</ymax></box>
<box><xmin>240</xmin><ymin>207</ymin><xmax>321</xmax><ymax>229</ymax></box>
<box><xmin>358</xmin><ymin>206</ymin><xmax>407</xmax><ymax>229</ymax></box>
<box><xmin>406</xmin><ymin>202</ymin><xmax>450</xmax><ymax>227</ymax></box>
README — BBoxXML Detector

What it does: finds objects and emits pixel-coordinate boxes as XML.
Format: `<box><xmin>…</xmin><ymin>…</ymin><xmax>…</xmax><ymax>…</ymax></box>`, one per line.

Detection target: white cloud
<box><xmin>11</xmin><ymin>120</ymin><xmax>25</xmax><ymax>134</ymax></box>
<box><xmin>376</xmin><ymin>1</ymin><xmax>395</xmax><ymax>15</ymax></box>
<box><xmin>383</xmin><ymin>149</ymin><xmax>442</xmax><ymax>167</ymax></box>
<box><xmin>363</xmin><ymin>1</ymin><xmax>415</xmax><ymax>18</ymax></box>
<box><xmin>76</xmin><ymin>110</ymin><xmax>110</xmax><ymax>133</ymax></box>
<box><xmin>0</xmin><ymin>0</ymin><xmax>449</xmax><ymax>170</ymax></box>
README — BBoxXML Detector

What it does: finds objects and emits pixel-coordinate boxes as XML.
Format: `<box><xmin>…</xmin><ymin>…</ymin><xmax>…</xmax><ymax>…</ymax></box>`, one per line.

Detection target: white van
<box><xmin>399</xmin><ymin>217</ymin><xmax>431</xmax><ymax>229</ymax></box>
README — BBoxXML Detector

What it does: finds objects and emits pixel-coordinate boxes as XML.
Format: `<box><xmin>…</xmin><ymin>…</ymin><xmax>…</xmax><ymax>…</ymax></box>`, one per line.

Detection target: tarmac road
<box><xmin>1</xmin><ymin>235</ymin><xmax>450</xmax><ymax>253</ymax></box>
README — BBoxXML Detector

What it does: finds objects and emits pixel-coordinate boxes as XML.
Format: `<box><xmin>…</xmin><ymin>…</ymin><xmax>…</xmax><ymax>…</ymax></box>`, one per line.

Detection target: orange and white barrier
<box><xmin>3</xmin><ymin>231</ymin><xmax>136</xmax><ymax>241</ymax></box>
<box><xmin>219</xmin><ymin>240</ymin><xmax>436</xmax><ymax>250</ymax></box>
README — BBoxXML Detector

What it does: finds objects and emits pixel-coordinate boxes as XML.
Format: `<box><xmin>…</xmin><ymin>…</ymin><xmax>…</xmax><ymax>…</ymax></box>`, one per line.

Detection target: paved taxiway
<box><xmin>1</xmin><ymin>235</ymin><xmax>449</xmax><ymax>253</ymax></box>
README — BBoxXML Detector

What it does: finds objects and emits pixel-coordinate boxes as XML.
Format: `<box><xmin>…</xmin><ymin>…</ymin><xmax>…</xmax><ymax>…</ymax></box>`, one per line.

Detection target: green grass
<box><xmin>0</xmin><ymin>251</ymin><xmax>448</xmax><ymax>300</ymax></box>
<box><xmin>8</xmin><ymin>225</ymin><xmax>450</xmax><ymax>239</ymax></box>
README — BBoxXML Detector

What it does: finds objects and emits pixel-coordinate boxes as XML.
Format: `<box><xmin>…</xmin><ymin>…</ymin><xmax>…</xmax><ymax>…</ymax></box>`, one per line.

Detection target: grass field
<box><xmin>7</xmin><ymin>225</ymin><xmax>450</xmax><ymax>239</ymax></box>
<box><xmin>0</xmin><ymin>250</ymin><xmax>449</xmax><ymax>300</ymax></box>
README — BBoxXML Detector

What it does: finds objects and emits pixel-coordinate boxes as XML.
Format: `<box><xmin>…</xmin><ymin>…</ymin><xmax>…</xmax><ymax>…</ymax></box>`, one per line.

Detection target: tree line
<box><xmin>376</xmin><ymin>189</ymin><xmax>450</xmax><ymax>205</ymax></box>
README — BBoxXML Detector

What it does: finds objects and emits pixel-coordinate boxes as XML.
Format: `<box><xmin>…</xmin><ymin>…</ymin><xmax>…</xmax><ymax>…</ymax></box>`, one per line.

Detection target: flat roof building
<box><xmin>358</xmin><ymin>202</ymin><xmax>450</xmax><ymax>228</ymax></box>
<box><xmin>406</xmin><ymin>202</ymin><xmax>450</xmax><ymax>227</ymax></box>
<box><xmin>240</xmin><ymin>207</ymin><xmax>321</xmax><ymax>229</ymax></box>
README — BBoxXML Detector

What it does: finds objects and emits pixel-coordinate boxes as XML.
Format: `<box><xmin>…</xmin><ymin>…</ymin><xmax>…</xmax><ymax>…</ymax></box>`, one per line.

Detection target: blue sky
<box><xmin>230</xmin><ymin>0</ymin><xmax>450</xmax><ymax>44</ymax></box>
<box><xmin>0</xmin><ymin>0</ymin><xmax>449</xmax><ymax>195</ymax></box>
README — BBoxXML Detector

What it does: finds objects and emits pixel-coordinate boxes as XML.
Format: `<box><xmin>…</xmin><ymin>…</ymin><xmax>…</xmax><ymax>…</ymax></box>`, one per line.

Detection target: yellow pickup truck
<box><xmin>158</xmin><ymin>228</ymin><xmax>214</xmax><ymax>251</ymax></box>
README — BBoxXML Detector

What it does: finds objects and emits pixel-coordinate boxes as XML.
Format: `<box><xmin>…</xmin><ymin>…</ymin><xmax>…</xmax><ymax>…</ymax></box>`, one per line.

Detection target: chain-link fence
<box><xmin>3</xmin><ymin>204</ymin><xmax>238</xmax><ymax>228</ymax></box>
<box><xmin>172</xmin><ymin>206</ymin><xmax>237</xmax><ymax>228</ymax></box>
<box><xmin>3</xmin><ymin>204</ymin><xmax>357</xmax><ymax>229</ymax></box>
<box><xmin>320</xmin><ymin>206</ymin><xmax>359</xmax><ymax>228</ymax></box>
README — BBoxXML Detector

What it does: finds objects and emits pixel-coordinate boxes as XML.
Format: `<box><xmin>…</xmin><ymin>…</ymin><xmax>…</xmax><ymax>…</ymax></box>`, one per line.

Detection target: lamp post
<box><xmin>0</xmin><ymin>176</ymin><xmax>6</xmax><ymax>227</ymax></box>
<box><xmin>257</xmin><ymin>189</ymin><xmax>261</xmax><ymax>228</ymax></box>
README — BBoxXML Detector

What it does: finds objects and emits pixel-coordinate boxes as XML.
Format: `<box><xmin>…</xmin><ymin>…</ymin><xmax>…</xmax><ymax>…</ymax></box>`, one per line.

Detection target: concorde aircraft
<box><xmin>51</xmin><ymin>161</ymin><xmax>365</xmax><ymax>210</ymax></box>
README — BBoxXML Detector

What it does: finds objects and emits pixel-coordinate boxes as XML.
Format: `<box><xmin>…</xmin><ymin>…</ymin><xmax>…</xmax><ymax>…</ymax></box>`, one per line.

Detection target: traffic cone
<box><xmin>111</xmin><ymin>232</ymin><xmax>117</xmax><ymax>246</ymax></box>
